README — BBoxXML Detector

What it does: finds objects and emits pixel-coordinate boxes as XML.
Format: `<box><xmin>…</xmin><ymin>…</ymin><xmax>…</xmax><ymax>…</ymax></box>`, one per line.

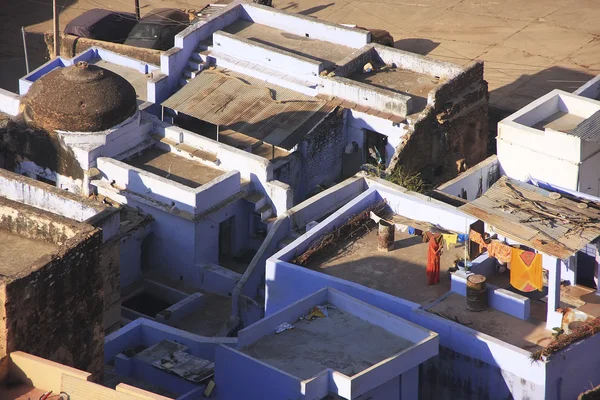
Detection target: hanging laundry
<box><xmin>468</xmin><ymin>221</ymin><xmax>486</xmax><ymax>260</ymax></box>
<box><xmin>426</xmin><ymin>232</ymin><xmax>443</xmax><ymax>285</ymax></box>
<box><xmin>442</xmin><ymin>233</ymin><xmax>458</xmax><ymax>250</ymax></box>
<box><xmin>457</xmin><ymin>233</ymin><xmax>469</xmax><ymax>243</ymax></box>
<box><xmin>487</xmin><ymin>240</ymin><xmax>513</xmax><ymax>264</ymax></box>
<box><xmin>408</xmin><ymin>227</ymin><xmax>415</xmax><ymax>235</ymax></box>
<box><xmin>510</xmin><ymin>249</ymin><xmax>543</xmax><ymax>292</ymax></box>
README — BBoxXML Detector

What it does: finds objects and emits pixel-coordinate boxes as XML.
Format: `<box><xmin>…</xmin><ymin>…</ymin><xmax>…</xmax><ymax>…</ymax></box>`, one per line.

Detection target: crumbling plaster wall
<box><xmin>0</xmin><ymin>199</ymin><xmax>104</xmax><ymax>381</ymax></box>
<box><xmin>388</xmin><ymin>62</ymin><xmax>489</xmax><ymax>184</ymax></box>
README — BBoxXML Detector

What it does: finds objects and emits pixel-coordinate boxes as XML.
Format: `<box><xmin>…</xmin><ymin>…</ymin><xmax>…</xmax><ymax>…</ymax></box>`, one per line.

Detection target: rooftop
<box><xmin>222</xmin><ymin>19</ymin><xmax>355</xmax><ymax>66</ymax></box>
<box><xmin>241</xmin><ymin>306</ymin><xmax>412</xmax><ymax>379</ymax></box>
<box><xmin>349</xmin><ymin>63</ymin><xmax>444</xmax><ymax>114</ymax></box>
<box><xmin>304</xmin><ymin>222</ymin><xmax>466</xmax><ymax>306</ymax></box>
<box><xmin>125</xmin><ymin>147</ymin><xmax>226</xmax><ymax>188</ymax></box>
<box><xmin>163</xmin><ymin>68</ymin><xmax>334</xmax><ymax>156</ymax></box>
<box><xmin>0</xmin><ymin>230</ymin><xmax>57</xmax><ymax>277</ymax></box>
<box><xmin>531</xmin><ymin>111</ymin><xmax>586</xmax><ymax>134</ymax></box>
<box><xmin>459</xmin><ymin>176</ymin><xmax>600</xmax><ymax>259</ymax></box>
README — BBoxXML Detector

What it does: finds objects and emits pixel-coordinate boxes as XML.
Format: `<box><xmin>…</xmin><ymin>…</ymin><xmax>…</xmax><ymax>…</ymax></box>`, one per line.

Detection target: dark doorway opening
<box><xmin>364</xmin><ymin>129</ymin><xmax>387</xmax><ymax>167</ymax></box>
<box><xmin>219</xmin><ymin>216</ymin><xmax>235</xmax><ymax>263</ymax></box>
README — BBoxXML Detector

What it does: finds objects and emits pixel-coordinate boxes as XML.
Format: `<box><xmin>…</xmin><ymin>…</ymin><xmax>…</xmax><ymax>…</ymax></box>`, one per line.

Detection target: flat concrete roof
<box><xmin>0</xmin><ymin>230</ymin><xmax>56</xmax><ymax>277</ymax></box>
<box><xmin>222</xmin><ymin>20</ymin><xmax>354</xmax><ymax>66</ymax></box>
<box><xmin>350</xmin><ymin>63</ymin><xmax>444</xmax><ymax>114</ymax></box>
<box><xmin>125</xmin><ymin>147</ymin><xmax>226</xmax><ymax>188</ymax></box>
<box><xmin>531</xmin><ymin>110</ymin><xmax>586</xmax><ymax>133</ymax></box>
<box><xmin>305</xmin><ymin>226</ymin><xmax>466</xmax><ymax>306</ymax></box>
<box><xmin>240</xmin><ymin>307</ymin><xmax>412</xmax><ymax>379</ymax></box>
<box><xmin>90</xmin><ymin>59</ymin><xmax>148</xmax><ymax>106</ymax></box>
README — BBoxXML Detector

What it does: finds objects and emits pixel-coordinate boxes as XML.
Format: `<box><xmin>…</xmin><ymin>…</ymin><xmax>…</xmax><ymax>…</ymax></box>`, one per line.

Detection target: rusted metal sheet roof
<box><xmin>162</xmin><ymin>69</ymin><xmax>333</xmax><ymax>150</ymax></box>
<box><xmin>459</xmin><ymin>176</ymin><xmax>600</xmax><ymax>259</ymax></box>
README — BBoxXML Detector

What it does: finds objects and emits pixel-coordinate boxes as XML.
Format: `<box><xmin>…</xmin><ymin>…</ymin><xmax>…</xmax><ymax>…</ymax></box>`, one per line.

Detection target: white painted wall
<box><xmin>241</xmin><ymin>4</ymin><xmax>369</xmax><ymax>48</ymax></box>
<box><xmin>579</xmin><ymin>149</ymin><xmax>600</xmax><ymax>197</ymax></box>
<box><xmin>497</xmin><ymin>122</ymin><xmax>581</xmax><ymax>190</ymax></box>
<box><xmin>438</xmin><ymin>155</ymin><xmax>500</xmax><ymax>200</ymax></box>
<box><xmin>0</xmin><ymin>88</ymin><xmax>20</xmax><ymax>116</ymax></box>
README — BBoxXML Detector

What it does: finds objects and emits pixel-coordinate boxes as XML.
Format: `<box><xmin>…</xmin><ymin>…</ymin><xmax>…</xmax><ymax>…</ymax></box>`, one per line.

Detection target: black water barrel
<box><xmin>466</xmin><ymin>274</ymin><xmax>487</xmax><ymax>312</ymax></box>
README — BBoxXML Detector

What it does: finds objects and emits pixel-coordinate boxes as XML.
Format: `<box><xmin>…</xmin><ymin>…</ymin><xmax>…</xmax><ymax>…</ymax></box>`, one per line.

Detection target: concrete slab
<box><xmin>125</xmin><ymin>147</ymin><xmax>226</xmax><ymax>188</ymax></box>
<box><xmin>305</xmin><ymin>227</ymin><xmax>466</xmax><ymax>306</ymax></box>
<box><xmin>240</xmin><ymin>307</ymin><xmax>413</xmax><ymax>379</ymax></box>
<box><xmin>502</xmin><ymin>23</ymin><xmax>595</xmax><ymax>60</ymax></box>
<box><xmin>543</xmin><ymin>0</ymin><xmax>600</xmax><ymax>36</ymax></box>
<box><xmin>414</xmin><ymin>11</ymin><xmax>529</xmax><ymax>46</ymax></box>
<box><xmin>0</xmin><ymin>230</ymin><xmax>57</xmax><ymax>277</ymax></box>
<box><xmin>451</xmin><ymin>0</ymin><xmax>561</xmax><ymax>22</ymax></box>
<box><xmin>428</xmin><ymin>292</ymin><xmax>552</xmax><ymax>350</ymax></box>
<box><xmin>568</xmin><ymin>39</ymin><xmax>600</xmax><ymax>72</ymax></box>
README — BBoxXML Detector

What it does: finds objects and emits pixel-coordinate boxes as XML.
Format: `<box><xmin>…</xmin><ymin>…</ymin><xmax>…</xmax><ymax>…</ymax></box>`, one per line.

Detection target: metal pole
<box><xmin>216</xmin><ymin>125</ymin><xmax>219</xmax><ymax>142</ymax></box>
<box><xmin>21</xmin><ymin>27</ymin><xmax>29</xmax><ymax>74</ymax></box>
<box><xmin>134</xmin><ymin>0</ymin><xmax>141</xmax><ymax>20</ymax></box>
<box><xmin>53</xmin><ymin>0</ymin><xmax>60</xmax><ymax>57</ymax></box>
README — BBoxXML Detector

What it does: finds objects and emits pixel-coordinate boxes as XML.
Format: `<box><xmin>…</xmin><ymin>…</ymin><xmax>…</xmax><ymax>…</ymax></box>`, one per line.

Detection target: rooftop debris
<box><xmin>531</xmin><ymin>318</ymin><xmax>600</xmax><ymax>361</ymax></box>
<box><xmin>292</xmin><ymin>200</ymin><xmax>387</xmax><ymax>266</ymax></box>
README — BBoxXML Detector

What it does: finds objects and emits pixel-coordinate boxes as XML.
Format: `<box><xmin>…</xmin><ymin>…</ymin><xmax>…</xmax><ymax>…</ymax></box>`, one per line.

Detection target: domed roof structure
<box><xmin>23</xmin><ymin>61</ymin><xmax>137</xmax><ymax>132</ymax></box>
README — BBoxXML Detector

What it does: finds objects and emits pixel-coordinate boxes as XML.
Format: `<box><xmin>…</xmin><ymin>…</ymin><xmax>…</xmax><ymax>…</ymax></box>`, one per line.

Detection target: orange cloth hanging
<box><xmin>510</xmin><ymin>248</ymin><xmax>543</xmax><ymax>292</ymax></box>
<box><xmin>426</xmin><ymin>232</ymin><xmax>442</xmax><ymax>285</ymax></box>
<box><xmin>488</xmin><ymin>240</ymin><xmax>512</xmax><ymax>263</ymax></box>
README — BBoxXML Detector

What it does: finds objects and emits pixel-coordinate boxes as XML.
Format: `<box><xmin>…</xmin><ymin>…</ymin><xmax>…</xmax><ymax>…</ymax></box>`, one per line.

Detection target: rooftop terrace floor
<box><xmin>531</xmin><ymin>110</ymin><xmax>586</xmax><ymax>133</ymax></box>
<box><xmin>240</xmin><ymin>307</ymin><xmax>412</xmax><ymax>379</ymax></box>
<box><xmin>90</xmin><ymin>59</ymin><xmax>148</xmax><ymax>106</ymax></box>
<box><xmin>0</xmin><ymin>230</ymin><xmax>57</xmax><ymax>277</ymax></box>
<box><xmin>126</xmin><ymin>147</ymin><xmax>226</xmax><ymax>188</ymax></box>
<box><xmin>305</xmin><ymin>228</ymin><xmax>466</xmax><ymax>306</ymax></box>
<box><xmin>222</xmin><ymin>19</ymin><xmax>354</xmax><ymax>66</ymax></box>
<box><xmin>349</xmin><ymin>64</ymin><xmax>442</xmax><ymax>115</ymax></box>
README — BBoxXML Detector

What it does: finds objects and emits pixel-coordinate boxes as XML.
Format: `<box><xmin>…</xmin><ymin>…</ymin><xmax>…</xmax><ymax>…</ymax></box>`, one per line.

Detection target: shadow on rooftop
<box><xmin>394</xmin><ymin>38</ymin><xmax>440</xmax><ymax>56</ymax></box>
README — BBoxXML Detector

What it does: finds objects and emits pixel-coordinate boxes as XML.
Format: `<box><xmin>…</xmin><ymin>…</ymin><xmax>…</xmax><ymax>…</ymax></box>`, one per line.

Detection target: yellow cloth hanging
<box><xmin>442</xmin><ymin>233</ymin><xmax>458</xmax><ymax>250</ymax></box>
<box><xmin>510</xmin><ymin>248</ymin><xmax>543</xmax><ymax>292</ymax></box>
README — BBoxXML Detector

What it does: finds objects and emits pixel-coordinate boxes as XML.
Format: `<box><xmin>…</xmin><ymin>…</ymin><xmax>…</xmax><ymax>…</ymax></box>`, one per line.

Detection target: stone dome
<box><xmin>23</xmin><ymin>61</ymin><xmax>137</xmax><ymax>132</ymax></box>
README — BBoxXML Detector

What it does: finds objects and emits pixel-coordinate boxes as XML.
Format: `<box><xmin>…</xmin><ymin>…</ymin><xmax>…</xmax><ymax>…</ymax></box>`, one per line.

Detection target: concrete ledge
<box><xmin>212</xmin><ymin>31</ymin><xmax>322</xmax><ymax>78</ymax></box>
<box><xmin>199</xmin><ymin>262</ymin><xmax>242</xmax><ymax>296</ymax></box>
<box><xmin>451</xmin><ymin>271</ymin><xmax>531</xmax><ymax>320</ymax></box>
<box><xmin>157</xmin><ymin>292</ymin><xmax>204</xmax><ymax>325</ymax></box>
<box><xmin>0</xmin><ymin>88</ymin><xmax>20</xmax><ymax>116</ymax></box>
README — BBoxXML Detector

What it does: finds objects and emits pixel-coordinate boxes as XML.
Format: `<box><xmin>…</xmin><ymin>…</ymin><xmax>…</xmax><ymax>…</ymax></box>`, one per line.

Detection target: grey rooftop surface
<box><xmin>0</xmin><ymin>230</ymin><xmax>57</xmax><ymax>277</ymax></box>
<box><xmin>125</xmin><ymin>147</ymin><xmax>226</xmax><ymax>188</ymax></box>
<box><xmin>240</xmin><ymin>307</ymin><xmax>412</xmax><ymax>380</ymax></box>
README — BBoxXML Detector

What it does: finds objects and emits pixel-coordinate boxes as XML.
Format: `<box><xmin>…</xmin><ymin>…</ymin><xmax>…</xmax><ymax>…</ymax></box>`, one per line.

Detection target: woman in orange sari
<box><xmin>426</xmin><ymin>232</ymin><xmax>443</xmax><ymax>285</ymax></box>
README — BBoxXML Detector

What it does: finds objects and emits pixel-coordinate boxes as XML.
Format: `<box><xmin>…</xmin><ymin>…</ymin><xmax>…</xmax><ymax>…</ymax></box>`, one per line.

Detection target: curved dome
<box><xmin>23</xmin><ymin>61</ymin><xmax>137</xmax><ymax>132</ymax></box>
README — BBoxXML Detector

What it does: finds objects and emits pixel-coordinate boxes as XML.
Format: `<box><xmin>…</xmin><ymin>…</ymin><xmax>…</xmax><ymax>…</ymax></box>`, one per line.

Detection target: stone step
<box><xmin>245</xmin><ymin>191</ymin><xmax>267</xmax><ymax>211</ymax></box>
<box><xmin>256</xmin><ymin>204</ymin><xmax>273</xmax><ymax>220</ymax></box>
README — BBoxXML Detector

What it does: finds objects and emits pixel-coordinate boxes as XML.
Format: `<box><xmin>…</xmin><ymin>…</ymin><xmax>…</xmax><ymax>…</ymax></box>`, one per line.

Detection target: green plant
<box><xmin>386</xmin><ymin>166</ymin><xmax>430</xmax><ymax>193</ymax></box>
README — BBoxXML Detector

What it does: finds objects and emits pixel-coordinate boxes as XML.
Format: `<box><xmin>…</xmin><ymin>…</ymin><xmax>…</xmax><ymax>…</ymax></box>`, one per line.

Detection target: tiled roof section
<box><xmin>459</xmin><ymin>176</ymin><xmax>600</xmax><ymax>259</ymax></box>
<box><xmin>163</xmin><ymin>69</ymin><xmax>332</xmax><ymax>151</ymax></box>
<box><xmin>571</xmin><ymin>110</ymin><xmax>600</xmax><ymax>143</ymax></box>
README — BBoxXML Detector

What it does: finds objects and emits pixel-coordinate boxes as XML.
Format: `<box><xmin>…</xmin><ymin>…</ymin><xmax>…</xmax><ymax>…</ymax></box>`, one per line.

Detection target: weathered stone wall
<box><xmin>273</xmin><ymin>152</ymin><xmax>303</xmax><ymax>205</ymax></box>
<box><xmin>2</xmin><ymin>227</ymin><xmax>104</xmax><ymax>381</ymax></box>
<box><xmin>0</xmin><ymin>198</ymin><xmax>104</xmax><ymax>381</ymax></box>
<box><xmin>44</xmin><ymin>32</ymin><xmax>162</xmax><ymax>65</ymax></box>
<box><xmin>388</xmin><ymin>61</ymin><xmax>489</xmax><ymax>185</ymax></box>
<box><xmin>0</xmin><ymin>119</ymin><xmax>84</xmax><ymax>182</ymax></box>
<box><xmin>99</xmin><ymin>238</ymin><xmax>121</xmax><ymax>333</ymax></box>
<box><xmin>302</xmin><ymin>108</ymin><xmax>347</xmax><ymax>199</ymax></box>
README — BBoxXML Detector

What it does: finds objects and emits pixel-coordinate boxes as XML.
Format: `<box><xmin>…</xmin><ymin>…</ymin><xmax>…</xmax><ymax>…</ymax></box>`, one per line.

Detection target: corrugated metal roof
<box><xmin>570</xmin><ymin>110</ymin><xmax>600</xmax><ymax>143</ymax></box>
<box><xmin>459</xmin><ymin>176</ymin><xmax>600</xmax><ymax>259</ymax></box>
<box><xmin>162</xmin><ymin>69</ymin><xmax>332</xmax><ymax>150</ymax></box>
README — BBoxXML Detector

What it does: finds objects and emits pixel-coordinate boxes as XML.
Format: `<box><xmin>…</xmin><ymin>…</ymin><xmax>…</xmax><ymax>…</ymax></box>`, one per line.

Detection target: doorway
<box><xmin>364</xmin><ymin>129</ymin><xmax>387</xmax><ymax>167</ymax></box>
<box><xmin>576</xmin><ymin>250</ymin><xmax>596</xmax><ymax>289</ymax></box>
<box><xmin>219</xmin><ymin>216</ymin><xmax>235</xmax><ymax>262</ymax></box>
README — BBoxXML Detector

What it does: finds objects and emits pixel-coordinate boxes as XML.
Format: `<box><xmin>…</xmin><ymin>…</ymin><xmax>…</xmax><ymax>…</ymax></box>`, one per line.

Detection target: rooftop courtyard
<box><xmin>305</xmin><ymin>223</ymin><xmax>466</xmax><ymax>306</ymax></box>
<box><xmin>240</xmin><ymin>306</ymin><xmax>413</xmax><ymax>379</ymax></box>
<box><xmin>349</xmin><ymin>63</ymin><xmax>444</xmax><ymax>115</ymax></box>
<box><xmin>125</xmin><ymin>147</ymin><xmax>226</xmax><ymax>188</ymax></box>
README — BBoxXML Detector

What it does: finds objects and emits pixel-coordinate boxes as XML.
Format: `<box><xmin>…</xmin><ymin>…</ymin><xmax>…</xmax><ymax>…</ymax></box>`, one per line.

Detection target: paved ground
<box><xmin>1</xmin><ymin>0</ymin><xmax>599</xmax><ymax>110</ymax></box>
<box><xmin>273</xmin><ymin>0</ymin><xmax>600</xmax><ymax>111</ymax></box>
